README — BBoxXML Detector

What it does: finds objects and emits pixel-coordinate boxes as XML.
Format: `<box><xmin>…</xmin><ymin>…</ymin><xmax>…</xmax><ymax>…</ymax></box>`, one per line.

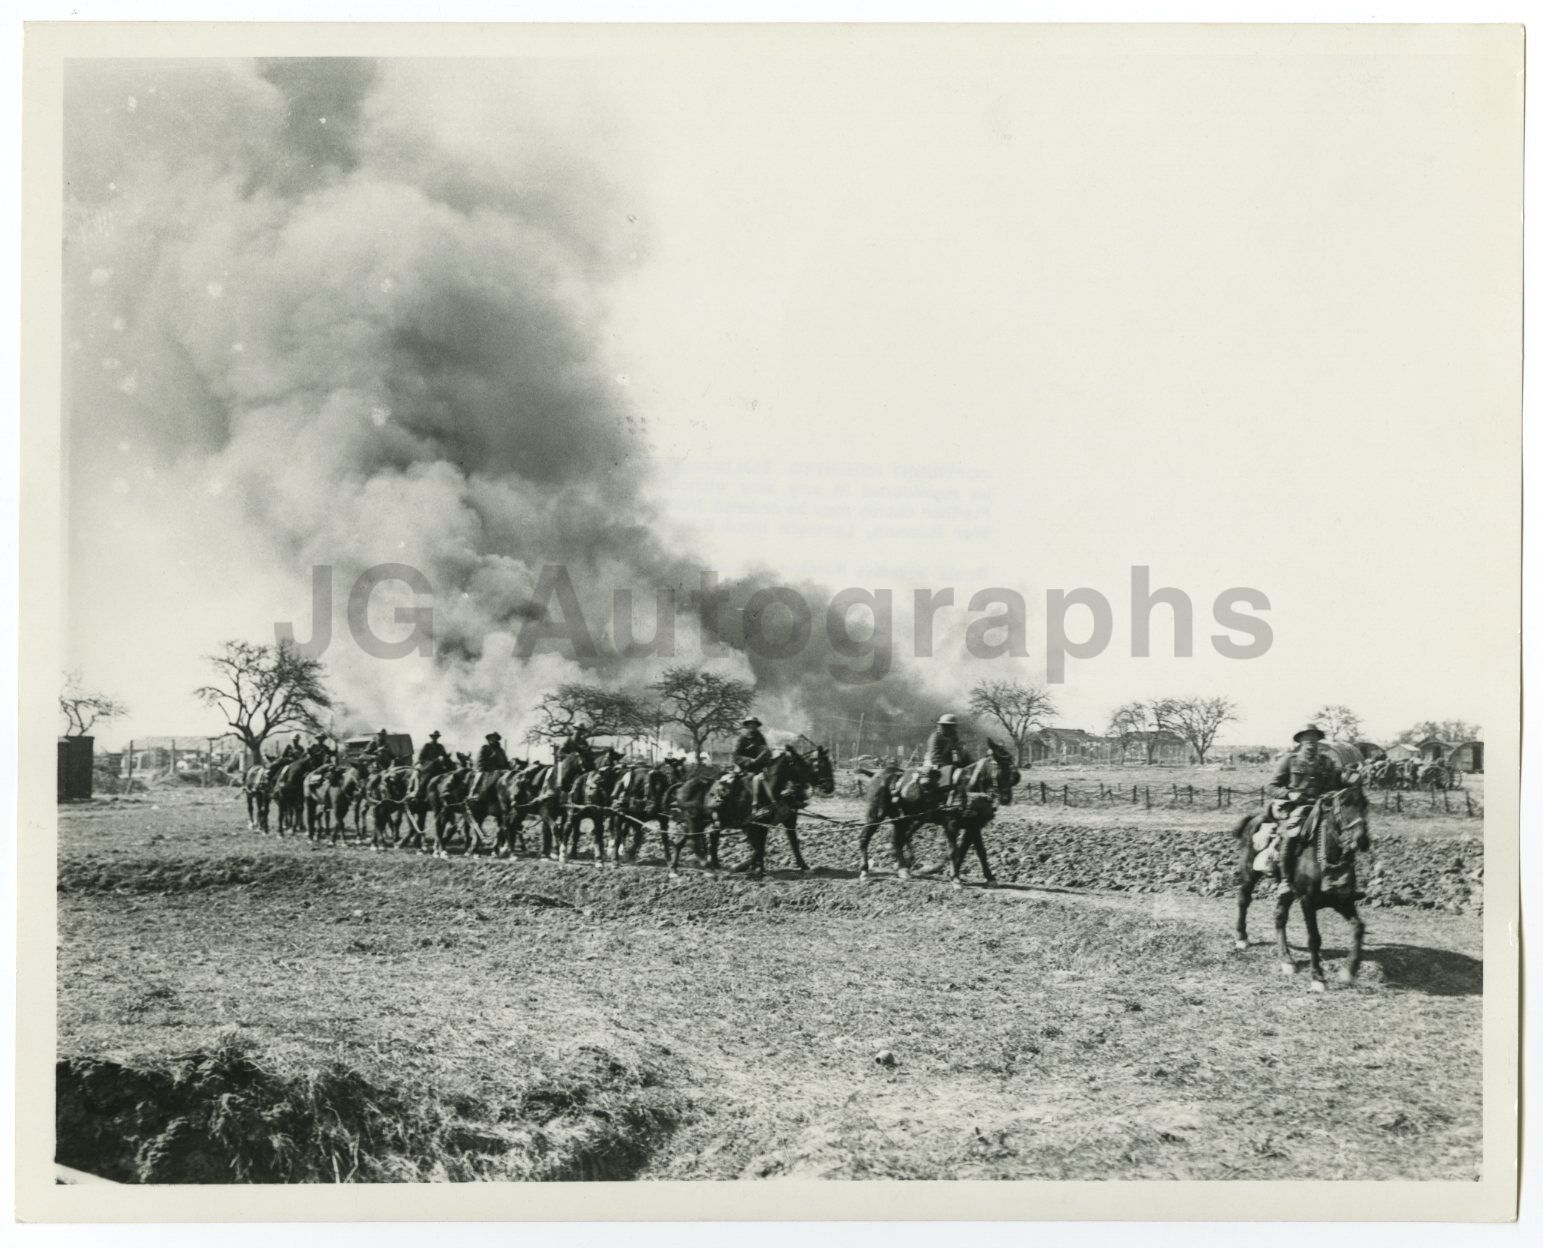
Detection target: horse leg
<box><xmin>744</xmin><ymin>825</ymin><xmax>767</xmax><ymax>879</ymax></box>
<box><xmin>858</xmin><ymin>822</ymin><xmax>876</xmax><ymax>880</ymax></box>
<box><xmin>784</xmin><ymin>821</ymin><xmax>809</xmax><ymax>872</ymax></box>
<box><xmin>1274</xmin><ymin>892</ymin><xmax>1297</xmax><ymax>975</ymax></box>
<box><xmin>1302</xmin><ymin>900</ymin><xmax>1328</xmax><ymax>990</ymax></box>
<box><xmin>893</xmin><ymin>819</ymin><xmax>913</xmax><ymax>879</ymax></box>
<box><xmin>970</xmin><ymin>822</ymin><xmax>995</xmax><ymax>886</ymax></box>
<box><xmin>708</xmin><ymin>827</ymin><xmax>722</xmax><ymax>871</ymax></box>
<box><xmin>942</xmin><ymin>820</ymin><xmax>964</xmax><ymax>885</ymax></box>
<box><xmin>1332</xmin><ymin>900</ymin><xmax>1366</xmax><ymax>984</ymax></box>
<box><xmin>1235</xmin><ymin>856</ymin><xmax>1260</xmax><ymax>950</ymax></box>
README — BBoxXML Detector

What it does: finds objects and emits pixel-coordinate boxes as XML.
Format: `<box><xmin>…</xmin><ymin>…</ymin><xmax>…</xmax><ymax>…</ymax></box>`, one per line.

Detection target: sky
<box><xmin>61</xmin><ymin>31</ymin><xmax>1520</xmax><ymax>752</ymax></box>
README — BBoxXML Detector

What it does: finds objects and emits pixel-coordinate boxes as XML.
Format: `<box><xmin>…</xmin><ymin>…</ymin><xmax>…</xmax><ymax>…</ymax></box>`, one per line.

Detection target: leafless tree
<box><xmin>650</xmin><ymin>666</ymin><xmax>755</xmax><ymax>760</ymax></box>
<box><xmin>526</xmin><ymin>683</ymin><xmax>655</xmax><ymax>747</ymax></box>
<box><xmin>193</xmin><ymin>640</ymin><xmax>332</xmax><ymax>766</ymax></box>
<box><xmin>967</xmin><ymin>679</ymin><xmax>1057</xmax><ymax>764</ymax></box>
<box><xmin>1165</xmin><ymin>696</ymin><xmax>1238</xmax><ymax>764</ymax></box>
<box><xmin>59</xmin><ymin>670</ymin><xmax>128</xmax><ymax>737</ymax></box>
<box><xmin>1106</xmin><ymin>698</ymin><xmax>1181</xmax><ymax>764</ymax></box>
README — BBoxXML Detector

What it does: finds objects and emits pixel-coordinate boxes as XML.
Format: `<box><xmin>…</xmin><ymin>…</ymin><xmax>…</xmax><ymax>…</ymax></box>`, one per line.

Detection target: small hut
<box><xmin>1416</xmin><ymin>737</ymin><xmax>1452</xmax><ymax>763</ymax></box>
<box><xmin>1352</xmin><ymin>741</ymin><xmax>1386</xmax><ymax>761</ymax></box>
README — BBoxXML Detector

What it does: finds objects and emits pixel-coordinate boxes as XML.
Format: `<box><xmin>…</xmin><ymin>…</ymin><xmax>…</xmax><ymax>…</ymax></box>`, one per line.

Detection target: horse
<box><xmin>363</xmin><ymin>764</ymin><xmax>413</xmax><ymax>850</ymax></box>
<box><xmin>664</xmin><ymin>773</ymin><xmax>724</xmax><ymax>876</ymax></box>
<box><xmin>535</xmin><ymin>753</ymin><xmax>599</xmax><ymax>862</ymax></box>
<box><xmin>858</xmin><ymin>738</ymin><xmax>1020</xmax><ymax>885</ymax></box>
<box><xmin>272</xmin><ymin>755</ymin><xmax>325</xmax><ymax>838</ymax></box>
<box><xmin>401</xmin><ymin>754</ymin><xmax>453</xmax><ymax>849</ymax></box>
<box><xmin>609</xmin><ymin>756</ymin><xmax>687</xmax><ymax>864</ymax></box>
<box><xmin>564</xmin><ymin>750</ymin><xmax>627</xmax><ymax>864</ymax></box>
<box><xmin>316</xmin><ymin>760</ymin><xmax>370</xmax><ymax>846</ymax></box>
<box><xmin>1230</xmin><ymin>782</ymin><xmax>1372</xmax><ymax>989</ymax></box>
<box><xmin>725</xmin><ymin>744</ymin><xmax>837</xmax><ymax>878</ymax></box>
<box><xmin>242</xmin><ymin>764</ymin><xmax>272</xmax><ymax>834</ymax></box>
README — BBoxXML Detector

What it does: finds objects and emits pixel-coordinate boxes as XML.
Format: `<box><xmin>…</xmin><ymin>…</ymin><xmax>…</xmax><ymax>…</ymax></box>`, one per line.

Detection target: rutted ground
<box><xmin>56</xmin><ymin>795</ymin><xmax>1483</xmax><ymax>1182</ymax></box>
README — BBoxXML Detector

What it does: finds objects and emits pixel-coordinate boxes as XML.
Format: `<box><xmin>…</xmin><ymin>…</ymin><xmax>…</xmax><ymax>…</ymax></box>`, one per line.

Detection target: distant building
<box><xmin>1447</xmin><ymin>741</ymin><xmax>1484</xmax><ymax>773</ymax></box>
<box><xmin>1416</xmin><ymin>737</ymin><xmax>1453</xmax><ymax>763</ymax></box>
<box><xmin>1029</xmin><ymin>727</ymin><xmax>1105</xmax><ymax>764</ymax></box>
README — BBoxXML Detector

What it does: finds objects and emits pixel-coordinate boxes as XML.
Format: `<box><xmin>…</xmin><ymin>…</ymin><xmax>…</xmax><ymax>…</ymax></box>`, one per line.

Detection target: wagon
<box><xmin>341</xmin><ymin>733</ymin><xmax>415</xmax><ymax>765</ymax></box>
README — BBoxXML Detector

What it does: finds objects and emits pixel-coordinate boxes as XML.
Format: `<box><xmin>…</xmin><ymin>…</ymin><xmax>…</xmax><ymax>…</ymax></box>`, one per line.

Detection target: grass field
<box><xmin>55</xmin><ymin>790</ymin><xmax>1484</xmax><ymax>1183</ymax></box>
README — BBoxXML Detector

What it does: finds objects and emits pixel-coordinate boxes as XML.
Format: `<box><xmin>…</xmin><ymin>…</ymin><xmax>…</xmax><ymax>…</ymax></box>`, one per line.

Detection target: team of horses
<box><xmin>241</xmin><ymin>736</ymin><xmax>1022</xmax><ymax>886</ymax></box>
<box><xmin>242</xmin><ymin>735</ymin><xmax>1378</xmax><ymax>986</ymax></box>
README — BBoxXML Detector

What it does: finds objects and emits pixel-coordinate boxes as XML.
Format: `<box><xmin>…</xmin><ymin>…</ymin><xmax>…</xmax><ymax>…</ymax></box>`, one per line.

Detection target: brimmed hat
<box><xmin>429</xmin><ymin>730</ymin><xmax>441</xmax><ymax>739</ymax></box>
<box><xmin>486</xmin><ymin>731</ymin><xmax>502</xmax><ymax>742</ymax></box>
<box><xmin>741</xmin><ymin>717</ymin><xmax>762</xmax><ymax>728</ymax></box>
<box><xmin>1293</xmin><ymin>724</ymin><xmax>1326</xmax><ymax>743</ymax></box>
<box><xmin>937</xmin><ymin>713</ymin><xmax>960</xmax><ymax>726</ymax></box>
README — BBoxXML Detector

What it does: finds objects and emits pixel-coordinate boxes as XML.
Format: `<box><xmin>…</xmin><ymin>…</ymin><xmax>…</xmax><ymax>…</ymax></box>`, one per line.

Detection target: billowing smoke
<box><xmin>64</xmin><ymin>58</ymin><xmax>953</xmax><ymax>750</ymax></box>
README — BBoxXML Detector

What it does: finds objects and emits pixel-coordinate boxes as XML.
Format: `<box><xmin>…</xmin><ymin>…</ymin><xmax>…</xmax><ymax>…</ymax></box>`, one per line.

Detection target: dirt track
<box><xmin>55</xmin><ymin>792</ymin><xmax>1483</xmax><ymax>1183</ymax></box>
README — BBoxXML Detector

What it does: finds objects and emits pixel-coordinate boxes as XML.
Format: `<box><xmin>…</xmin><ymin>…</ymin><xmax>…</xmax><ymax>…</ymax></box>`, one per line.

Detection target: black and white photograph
<box><xmin>15</xmin><ymin>19</ymin><xmax>1522</xmax><ymax>1222</ymax></box>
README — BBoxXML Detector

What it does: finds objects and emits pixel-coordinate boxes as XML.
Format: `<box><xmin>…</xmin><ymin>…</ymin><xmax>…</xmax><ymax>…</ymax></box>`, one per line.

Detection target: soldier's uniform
<box><xmin>418</xmin><ymin>733</ymin><xmax>449</xmax><ymax>766</ymax></box>
<box><xmin>477</xmin><ymin>734</ymin><xmax>511</xmax><ymax>772</ymax></box>
<box><xmin>732</xmin><ymin>726</ymin><xmax>772</xmax><ymax>773</ymax></box>
<box><xmin>921</xmin><ymin>716</ymin><xmax>972</xmax><ymax>805</ymax></box>
<box><xmin>1258</xmin><ymin>725</ymin><xmax>1343</xmax><ymax>891</ymax></box>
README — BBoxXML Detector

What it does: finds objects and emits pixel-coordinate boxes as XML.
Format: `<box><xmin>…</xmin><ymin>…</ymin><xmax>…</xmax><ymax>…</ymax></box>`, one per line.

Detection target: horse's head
<box><xmin>1330</xmin><ymin>783</ymin><xmax>1372</xmax><ymax>853</ymax></box>
<box><xmin>985</xmin><ymin>738</ymin><xmax>1021</xmax><ymax>804</ymax></box>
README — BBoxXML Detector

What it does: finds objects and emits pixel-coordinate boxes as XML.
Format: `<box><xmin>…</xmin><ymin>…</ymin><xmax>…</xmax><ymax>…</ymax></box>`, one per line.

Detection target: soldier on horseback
<box><xmin>365</xmin><ymin>728</ymin><xmax>392</xmax><ymax>768</ymax></box>
<box><xmin>921</xmin><ymin>713</ymin><xmax>972</xmax><ymax>809</ymax></box>
<box><xmin>418</xmin><ymin>730</ymin><xmax>448</xmax><ymax>766</ymax></box>
<box><xmin>731</xmin><ymin>716</ymin><xmax>775</xmax><ymax>818</ymax></box>
<box><xmin>1258</xmin><ymin>724</ymin><xmax>1343</xmax><ymax>894</ymax></box>
<box><xmin>476</xmin><ymin>731</ymin><xmax>510</xmax><ymax>772</ymax></box>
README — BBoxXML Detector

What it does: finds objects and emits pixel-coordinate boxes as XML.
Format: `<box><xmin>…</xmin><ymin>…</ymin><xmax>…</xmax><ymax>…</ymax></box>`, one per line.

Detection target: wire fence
<box><xmin>1010</xmin><ymin>779</ymin><xmax>1483</xmax><ymax>817</ymax></box>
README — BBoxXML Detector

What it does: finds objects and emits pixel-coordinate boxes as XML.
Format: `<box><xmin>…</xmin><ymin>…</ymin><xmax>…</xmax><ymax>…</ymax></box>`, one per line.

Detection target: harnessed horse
<box><xmin>714</xmin><ymin>743</ymin><xmax>836</xmax><ymax>878</ymax></box>
<box><xmin>1231</xmin><ymin>782</ymin><xmax>1372</xmax><ymax>989</ymax></box>
<box><xmin>608</xmin><ymin>757</ymin><xmax>686</xmax><ymax>864</ymax></box>
<box><xmin>859</xmin><ymin>739</ymin><xmax>1020</xmax><ymax>885</ymax></box>
<box><xmin>242</xmin><ymin>764</ymin><xmax>273</xmax><ymax>834</ymax></box>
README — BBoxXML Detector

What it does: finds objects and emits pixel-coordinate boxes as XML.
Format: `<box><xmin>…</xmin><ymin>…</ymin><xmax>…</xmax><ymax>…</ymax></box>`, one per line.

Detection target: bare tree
<box><xmin>651</xmin><ymin>666</ymin><xmax>755</xmax><ymax>760</ymax></box>
<box><xmin>1106</xmin><ymin>698</ymin><xmax>1181</xmax><ymax>764</ymax></box>
<box><xmin>1311</xmin><ymin>704</ymin><xmax>1363</xmax><ymax>742</ymax></box>
<box><xmin>1165</xmin><ymin>696</ymin><xmax>1238</xmax><ymax>764</ymax></box>
<box><xmin>59</xmin><ymin>670</ymin><xmax>128</xmax><ymax>737</ymax></box>
<box><xmin>193</xmin><ymin>640</ymin><xmax>332</xmax><ymax>766</ymax></box>
<box><xmin>968</xmin><ymin>679</ymin><xmax>1057</xmax><ymax>765</ymax></box>
<box><xmin>526</xmin><ymin>683</ymin><xmax>654</xmax><ymax>747</ymax></box>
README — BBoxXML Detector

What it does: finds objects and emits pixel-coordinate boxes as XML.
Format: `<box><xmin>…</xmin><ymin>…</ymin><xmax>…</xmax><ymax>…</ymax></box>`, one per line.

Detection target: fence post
<box><xmin>1145</xmin><ymin>785</ymin><xmax>1151</xmax><ymax>810</ymax></box>
<box><xmin>1131</xmin><ymin>785</ymin><xmax>1137</xmax><ymax>804</ymax></box>
<box><xmin>126</xmin><ymin>739</ymin><xmax>134</xmax><ymax>794</ymax></box>
<box><xmin>1396</xmin><ymin>793</ymin><xmax>1403</xmax><ymax>814</ymax></box>
<box><xmin>1062</xmin><ymin>784</ymin><xmax>1069</xmax><ymax>806</ymax></box>
<box><xmin>1040</xmin><ymin>781</ymin><xmax>1048</xmax><ymax>804</ymax></box>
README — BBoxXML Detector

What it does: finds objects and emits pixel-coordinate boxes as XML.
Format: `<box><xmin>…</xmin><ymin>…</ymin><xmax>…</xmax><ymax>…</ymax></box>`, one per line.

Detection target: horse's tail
<box><xmin>1229</xmin><ymin>811</ymin><xmax>1259</xmax><ymax>847</ymax></box>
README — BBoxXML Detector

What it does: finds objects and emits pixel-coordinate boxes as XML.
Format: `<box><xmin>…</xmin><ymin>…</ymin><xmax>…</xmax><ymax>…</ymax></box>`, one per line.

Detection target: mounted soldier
<box><xmin>730</xmin><ymin>716</ymin><xmax>775</xmax><ymax>818</ymax></box>
<box><xmin>476</xmin><ymin>732</ymin><xmax>511</xmax><ymax>773</ymax></box>
<box><xmin>417</xmin><ymin>730</ymin><xmax>449</xmax><ymax>767</ymax></box>
<box><xmin>1256</xmin><ymin>724</ymin><xmax>1344</xmax><ymax>894</ymax></box>
<box><xmin>468</xmin><ymin>731</ymin><xmax>511</xmax><ymax>803</ymax></box>
<box><xmin>920</xmin><ymin>713</ymin><xmax>972</xmax><ymax>808</ymax></box>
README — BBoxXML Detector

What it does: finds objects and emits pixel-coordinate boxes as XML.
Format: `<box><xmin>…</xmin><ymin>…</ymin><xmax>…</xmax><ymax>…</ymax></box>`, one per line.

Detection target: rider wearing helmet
<box><xmin>922</xmin><ymin>714</ymin><xmax>972</xmax><ymax>807</ymax></box>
